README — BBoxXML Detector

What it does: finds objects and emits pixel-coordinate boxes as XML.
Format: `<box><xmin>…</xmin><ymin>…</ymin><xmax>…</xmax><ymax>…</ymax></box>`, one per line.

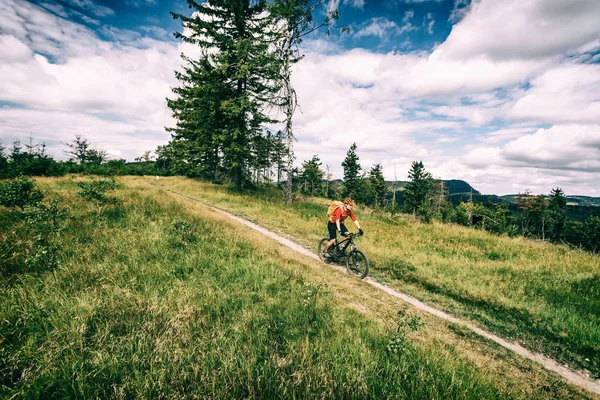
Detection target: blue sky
<box><xmin>1</xmin><ymin>0</ymin><xmax>600</xmax><ymax>195</ymax></box>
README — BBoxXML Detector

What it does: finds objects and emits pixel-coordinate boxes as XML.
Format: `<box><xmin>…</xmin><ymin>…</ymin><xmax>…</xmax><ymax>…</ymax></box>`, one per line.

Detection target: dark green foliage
<box><xmin>369</xmin><ymin>164</ymin><xmax>386</xmax><ymax>207</ymax></box>
<box><xmin>0</xmin><ymin>142</ymin><xmax>7</xmax><ymax>174</ymax></box>
<box><xmin>0</xmin><ymin>176</ymin><xmax>44</xmax><ymax>210</ymax></box>
<box><xmin>0</xmin><ymin>199</ymin><xmax>68</xmax><ymax>276</ymax></box>
<box><xmin>168</xmin><ymin>0</ymin><xmax>282</xmax><ymax>190</ymax></box>
<box><xmin>564</xmin><ymin>216</ymin><xmax>600</xmax><ymax>253</ymax></box>
<box><xmin>0</xmin><ymin>139</ymin><xmax>63</xmax><ymax>178</ymax></box>
<box><xmin>299</xmin><ymin>155</ymin><xmax>324</xmax><ymax>195</ymax></box>
<box><xmin>24</xmin><ymin>199</ymin><xmax>69</xmax><ymax>234</ymax></box>
<box><xmin>64</xmin><ymin>135</ymin><xmax>107</xmax><ymax>165</ymax></box>
<box><xmin>547</xmin><ymin>187</ymin><xmax>567</xmax><ymax>240</ymax></box>
<box><xmin>77</xmin><ymin>179</ymin><xmax>119</xmax><ymax>209</ymax></box>
<box><xmin>403</xmin><ymin>161</ymin><xmax>434</xmax><ymax>220</ymax></box>
<box><xmin>341</xmin><ymin>142</ymin><xmax>361</xmax><ymax>198</ymax></box>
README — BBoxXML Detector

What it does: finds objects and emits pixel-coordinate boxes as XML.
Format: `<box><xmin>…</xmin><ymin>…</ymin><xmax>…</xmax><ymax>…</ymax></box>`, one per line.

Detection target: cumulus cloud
<box><xmin>61</xmin><ymin>0</ymin><xmax>115</xmax><ymax>17</ymax></box>
<box><xmin>440</xmin><ymin>0</ymin><xmax>600</xmax><ymax>60</ymax></box>
<box><xmin>343</xmin><ymin>0</ymin><xmax>365</xmax><ymax>9</ymax></box>
<box><xmin>507</xmin><ymin>63</ymin><xmax>600</xmax><ymax>124</ymax></box>
<box><xmin>353</xmin><ymin>12</ymin><xmax>416</xmax><ymax>40</ymax></box>
<box><xmin>0</xmin><ymin>107</ymin><xmax>168</xmax><ymax>160</ymax></box>
<box><xmin>423</xmin><ymin>12</ymin><xmax>435</xmax><ymax>35</ymax></box>
<box><xmin>502</xmin><ymin>125</ymin><xmax>600</xmax><ymax>172</ymax></box>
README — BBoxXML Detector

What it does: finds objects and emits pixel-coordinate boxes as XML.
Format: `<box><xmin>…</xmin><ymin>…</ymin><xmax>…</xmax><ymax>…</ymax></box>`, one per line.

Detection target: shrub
<box><xmin>0</xmin><ymin>176</ymin><xmax>44</xmax><ymax>210</ymax></box>
<box><xmin>77</xmin><ymin>178</ymin><xmax>119</xmax><ymax>212</ymax></box>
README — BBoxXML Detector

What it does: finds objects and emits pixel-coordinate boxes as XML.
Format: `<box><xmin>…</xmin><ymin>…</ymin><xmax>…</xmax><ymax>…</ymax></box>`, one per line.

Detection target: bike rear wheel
<box><xmin>346</xmin><ymin>249</ymin><xmax>369</xmax><ymax>279</ymax></box>
<box><xmin>318</xmin><ymin>238</ymin><xmax>332</xmax><ymax>263</ymax></box>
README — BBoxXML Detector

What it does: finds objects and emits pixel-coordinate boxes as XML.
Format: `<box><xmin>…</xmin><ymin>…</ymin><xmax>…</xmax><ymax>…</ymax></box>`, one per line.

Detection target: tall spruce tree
<box><xmin>169</xmin><ymin>0</ymin><xmax>281</xmax><ymax>190</ymax></box>
<box><xmin>0</xmin><ymin>142</ymin><xmax>7</xmax><ymax>177</ymax></box>
<box><xmin>404</xmin><ymin>160</ymin><xmax>434</xmax><ymax>216</ymax></box>
<box><xmin>342</xmin><ymin>142</ymin><xmax>361</xmax><ymax>198</ymax></box>
<box><xmin>548</xmin><ymin>187</ymin><xmax>567</xmax><ymax>240</ymax></box>
<box><xmin>369</xmin><ymin>163</ymin><xmax>386</xmax><ymax>207</ymax></box>
<box><xmin>300</xmin><ymin>155</ymin><xmax>324</xmax><ymax>195</ymax></box>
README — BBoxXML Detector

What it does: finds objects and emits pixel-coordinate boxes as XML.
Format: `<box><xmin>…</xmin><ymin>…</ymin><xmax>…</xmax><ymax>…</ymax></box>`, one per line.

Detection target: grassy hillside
<box><xmin>149</xmin><ymin>176</ymin><xmax>600</xmax><ymax>380</ymax></box>
<box><xmin>0</xmin><ymin>176</ymin><xmax>592</xmax><ymax>399</ymax></box>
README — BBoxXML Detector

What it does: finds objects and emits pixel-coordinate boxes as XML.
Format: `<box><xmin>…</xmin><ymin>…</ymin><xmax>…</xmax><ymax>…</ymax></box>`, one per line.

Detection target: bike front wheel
<box><xmin>346</xmin><ymin>249</ymin><xmax>369</xmax><ymax>279</ymax></box>
<box><xmin>318</xmin><ymin>238</ymin><xmax>332</xmax><ymax>263</ymax></box>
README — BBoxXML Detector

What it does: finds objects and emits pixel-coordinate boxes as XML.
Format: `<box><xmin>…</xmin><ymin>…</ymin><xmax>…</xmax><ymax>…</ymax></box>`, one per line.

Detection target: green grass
<box><xmin>0</xmin><ymin>176</ymin><xmax>550</xmax><ymax>399</ymax></box>
<box><xmin>148</xmin><ymin>176</ymin><xmax>600</xmax><ymax>379</ymax></box>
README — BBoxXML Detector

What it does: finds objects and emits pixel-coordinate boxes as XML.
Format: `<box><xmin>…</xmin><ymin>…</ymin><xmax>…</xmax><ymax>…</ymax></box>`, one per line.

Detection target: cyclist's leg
<box><xmin>324</xmin><ymin>222</ymin><xmax>337</xmax><ymax>253</ymax></box>
<box><xmin>340</xmin><ymin>223</ymin><xmax>349</xmax><ymax>237</ymax></box>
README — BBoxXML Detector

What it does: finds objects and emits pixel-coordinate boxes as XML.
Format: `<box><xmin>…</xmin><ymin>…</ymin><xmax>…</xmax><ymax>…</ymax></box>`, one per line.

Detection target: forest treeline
<box><xmin>1</xmin><ymin>135</ymin><xmax>599</xmax><ymax>254</ymax></box>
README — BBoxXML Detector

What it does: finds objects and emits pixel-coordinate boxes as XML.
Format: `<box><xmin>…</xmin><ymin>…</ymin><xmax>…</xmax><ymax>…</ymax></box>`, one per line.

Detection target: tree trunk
<box><xmin>283</xmin><ymin>32</ymin><xmax>294</xmax><ymax>204</ymax></box>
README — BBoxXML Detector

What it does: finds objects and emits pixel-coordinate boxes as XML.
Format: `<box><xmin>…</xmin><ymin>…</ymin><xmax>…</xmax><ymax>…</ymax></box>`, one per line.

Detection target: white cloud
<box><xmin>449</xmin><ymin>0</ymin><xmax>472</xmax><ymax>22</ymax></box>
<box><xmin>476</xmin><ymin>127</ymin><xmax>539</xmax><ymax>144</ymax></box>
<box><xmin>432</xmin><ymin>104</ymin><xmax>498</xmax><ymax>125</ymax></box>
<box><xmin>0</xmin><ymin>34</ymin><xmax>31</xmax><ymax>62</ymax></box>
<box><xmin>440</xmin><ymin>0</ymin><xmax>600</xmax><ymax>60</ymax></box>
<box><xmin>354</xmin><ymin>11</ymin><xmax>416</xmax><ymax>40</ymax></box>
<box><xmin>502</xmin><ymin>125</ymin><xmax>600</xmax><ymax>172</ymax></box>
<box><xmin>423</xmin><ymin>12</ymin><xmax>435</xmax><ymax>35</ymax></box>
<box><xmin>61</xmin><ymin>0</ymin><xmax>114</xmax><ymax>17</ymax></box>
<box><xmin>0</xmin><ymin>108</ymin><xmax>168</xmax><ymax>161</ymax></box>
<box><xmin>343</xmin><ymin>0</ymin><xmax>365</xmax><ymax>9</ymax></box>
<box><xmin>507</xmin><ymin>63</ymin><xmax>600</xmax><ymax>124</ymax></box>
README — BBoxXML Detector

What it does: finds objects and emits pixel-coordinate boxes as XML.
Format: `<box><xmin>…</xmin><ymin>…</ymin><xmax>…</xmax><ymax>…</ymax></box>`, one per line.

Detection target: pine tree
<box><xmin>271</xmin><ymin>130</ymin><xmax>288</xmax><ymax>186</ymax></box>
<box><xmin>369</xmin><ymin>163</ymin><xmax>386</xmax><ymax>207</ymax></box>
<box><xmin>169</xmin><ymin>0</ymin><xmax>281</xmax><ymax>190</ymax></box>
<box><xmin>300</xmin><ymin>155</ymin><xmax>324</xmax><ymax>195</ymax></box>
<box><xmin>341</xmin><ymin>142</ymin><xmax>361</xmax><ymax>198</ymax></box>
<box><xmin>404</xmin><ymin>161</ymin><xmax>434</xmax><ymax>217</ymax></box>
<box><xmin>0</xmin><ymin>142</ymin><xmax>7</xmax><ymax>177</ymax></box>
<box><xmin>548</xmin><ymin>187</ymin><xmax>567</xmax><ymax>240</ymax></box>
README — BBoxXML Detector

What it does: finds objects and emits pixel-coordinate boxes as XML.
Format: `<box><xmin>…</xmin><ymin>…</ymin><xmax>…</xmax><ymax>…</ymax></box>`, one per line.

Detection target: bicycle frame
<box><xmin>334</xmin><ymin>234</ymin><xmax>357</xmax><ymax>256</ymax></box>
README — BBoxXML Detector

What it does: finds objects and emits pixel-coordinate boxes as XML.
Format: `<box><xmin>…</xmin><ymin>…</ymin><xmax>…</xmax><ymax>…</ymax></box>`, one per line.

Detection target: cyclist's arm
<box><xmin>336</xmin><ymin>219</ymin><xmax>342</xmax><ymax>233</ymax></box>
<box><xmin>349</xmin><ymin>210</ymin><xmax>361</xmax><ymax>231</ymax></box>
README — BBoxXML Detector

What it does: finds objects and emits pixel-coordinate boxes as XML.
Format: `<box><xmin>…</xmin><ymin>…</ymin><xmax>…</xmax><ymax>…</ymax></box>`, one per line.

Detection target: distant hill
<box><xmin>344</xmin><ymin>177</ymin><xmax>600</xmax><ymax>208</ymax></box>
<box><xmin>500</xmin><ymin>195</ymin><xmax>600</xmax><ymax>207</ymax></box>
<box><xmin>443</xmin><ymin>180</ymin><xmax>480</xmax><ymax>196</ymax></box>
<box><xmin>385</xmin><ymin>179</ymin><xmax>479</xmax><ymax>195</ymax></box>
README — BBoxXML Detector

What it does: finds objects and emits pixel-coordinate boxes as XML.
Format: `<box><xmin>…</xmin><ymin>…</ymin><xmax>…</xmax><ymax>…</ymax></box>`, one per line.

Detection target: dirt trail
<box><xmin>150</xmin><ymin>182</ymin><xmax>600</xmax><ymax>397</ymax></box>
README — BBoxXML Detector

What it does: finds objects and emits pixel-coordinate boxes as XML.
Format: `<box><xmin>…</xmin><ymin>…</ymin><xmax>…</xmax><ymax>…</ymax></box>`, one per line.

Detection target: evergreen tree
<box><xmin>341</xmin><ymin>142</ymin><xmax>361</xmax><ymax>198</ymax></box>
<box><xmin>271</xmin><ymin>130</ymin><xmax>288</xmax><ymax>186</ymax></box>
<box><xmin>548</xmin><ymin>187</ymin><xmax>567</xmax><ymax>241</ymax></box>
<box><xmin>369</xmin><ymin>163</ymin><xmax>386</xmax><ymax>207</ymax></box>
<box><xmin>0</xmin><ymin>142</ymin><xmax>7</xmax><ymax>177</ymax></box>
<box><xmin>64</xmin><ymin>135</ymin><xmax>106</xmax><ymax>166</ymax></box>
<box><xmin>404</xmin><ymin>161</ymin><xmax>434</xmax><ymax>218</ymax></box>
<box><xmin>516</xmin><ymin>191</ymin><xmax>549</xmax><ymax>238</ymax></box>
<box><xmin>169</xmin><ymin>0</ymin><xmax>281</xmax><ymax>190</ymax></box>
<box><xmin>300</xmin><ymin>155</ymin><xmax>324</xmax><ymax>195</ymax></box>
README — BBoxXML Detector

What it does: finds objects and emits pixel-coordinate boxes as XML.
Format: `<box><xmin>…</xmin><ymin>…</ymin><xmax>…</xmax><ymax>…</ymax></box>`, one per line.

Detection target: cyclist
<box><xmin>323</xmin><ymin>197</ymin><xmax>363</xmax><ymax>257</ymax></box>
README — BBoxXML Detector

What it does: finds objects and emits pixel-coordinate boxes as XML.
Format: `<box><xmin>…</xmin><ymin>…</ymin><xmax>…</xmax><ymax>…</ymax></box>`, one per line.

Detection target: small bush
<box><xmin>0</xmin><ymin>176</ymin><xmax>44</xmax><ymax>210</ymax></box>
<box><xmin>77</xmin><ymin>178</ymin><xmax>119</xmax><ymax>211</ymax></box>
<box><xmin>387</xmin><ymin>307</ymin><xmax>424</xmax><ymax>356</ymax></box>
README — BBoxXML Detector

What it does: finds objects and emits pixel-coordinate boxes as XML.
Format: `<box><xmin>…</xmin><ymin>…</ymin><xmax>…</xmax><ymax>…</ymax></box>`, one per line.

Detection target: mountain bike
<box><xmin>318</xmin><ymin>232</ymin><xmax>369</xmax><ymax>279</ymax></box>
